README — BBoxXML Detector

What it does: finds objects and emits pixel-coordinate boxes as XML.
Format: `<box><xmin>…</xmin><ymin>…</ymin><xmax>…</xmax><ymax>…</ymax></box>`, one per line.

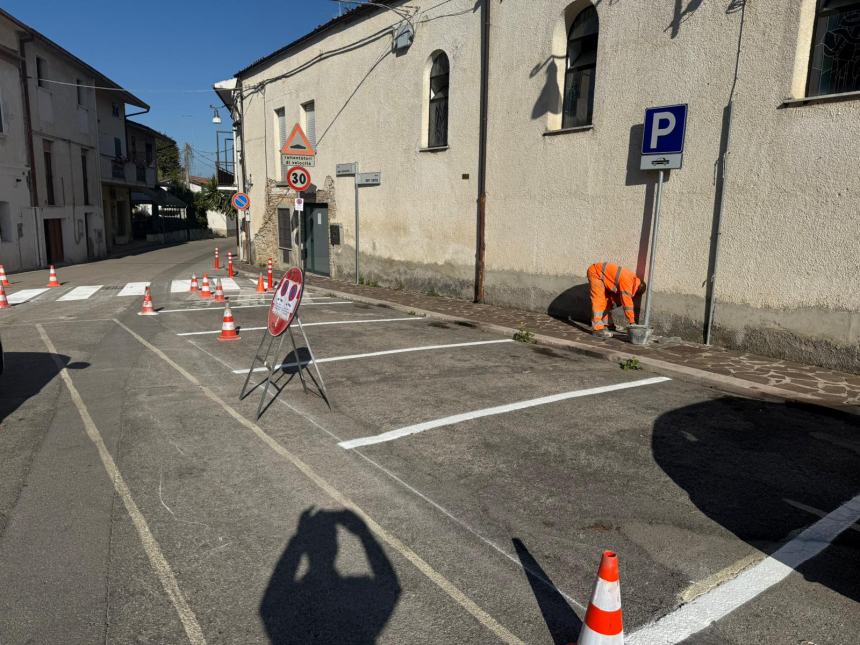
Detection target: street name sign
<box><xmin>336</xmin><ymin>163</ymin><xmax>357</xmax><ymax>177</ymax></box>
<box><xmin>356</xmin><ymin>171</ymin><xmax>381</xmax><ymax>187</ymax></box>
<box><xmin>640</xmin><ymin>104</ymin><xmax>688</xmax><ymax>170</ymax></box>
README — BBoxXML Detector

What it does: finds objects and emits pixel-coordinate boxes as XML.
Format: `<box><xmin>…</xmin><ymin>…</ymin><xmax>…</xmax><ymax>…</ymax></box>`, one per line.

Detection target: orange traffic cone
<box><xmin>190</xmin><ymin>273</ymin><xmax>199</xmax><ymax>292</ymax></box>
<box><xmin>0</xmin><ymin>264</ymin><xmax>9</xmax><ymax>286</ymax></box>
<box><xmin>213</xmin><ymin>278</ymin><xmax>226</xmax><ymax>303</ymax></box>
<box><xmin>217</xmin><ymin>303</ymin><xmax>240</xmax><ymax>341</ymax></box>
<box><xmin>256</xmin><ymin>273</ymin><xmax>266</xmax><ymax>293</ymax></box>
<box><xmin>577</xmin><ymin>551</ymin><xmax>624</xmax><ymax>645</ymax></box>
<box><xmin>138</xmin><ymin>286</ymin><xmax>158</xmax><ymax>316</ymax></box>
<box><xmin>46</xmin><ymin>265</ymin><xmax>61</xmax><ymax>287</ymax></box>
<box><xmin>200</xmin><ymin>273</ymin><xmax>211</xmax><ymax>298</ymax></box>
<box><xmin>0</xmin><ymin>282</ymin><xmax>9</xmax><ymax>309</ymax></box>
<box><xmin>267</xmin><ymin>258</ymin><xmax>273</xmax><ymax>290</ymax></box>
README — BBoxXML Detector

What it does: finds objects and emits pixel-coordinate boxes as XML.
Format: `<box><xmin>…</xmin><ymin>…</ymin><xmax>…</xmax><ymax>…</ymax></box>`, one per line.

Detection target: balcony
<box><xmin>101</xmin><ymin>154</ymin><xmax>157</xmax><ymax>187</ymax></box>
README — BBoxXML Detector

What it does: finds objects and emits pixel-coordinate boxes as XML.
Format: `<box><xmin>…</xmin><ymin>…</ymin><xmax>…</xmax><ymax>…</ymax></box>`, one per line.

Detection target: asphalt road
<box><xmin>1</xmin><ymin>240</ymin><xmax>857</xmax><ymax>644</ymax></box>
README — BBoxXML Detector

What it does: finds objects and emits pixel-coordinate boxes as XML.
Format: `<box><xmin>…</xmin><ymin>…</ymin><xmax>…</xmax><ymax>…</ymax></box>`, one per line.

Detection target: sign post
<box><xmin>639</xmin><ymin>104</ymin><xmax>688</xmax><ymax>334</ymax></box>
<box><xmin>337</xmin><ymin>163</ymin><xmax>381</xmax><ymax>285</ymax></box>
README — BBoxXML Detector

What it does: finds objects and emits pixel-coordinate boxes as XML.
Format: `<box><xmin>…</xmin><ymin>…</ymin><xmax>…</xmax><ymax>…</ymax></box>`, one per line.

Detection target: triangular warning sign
<box><xmin>281</xmin><ymin>123</ymin><xmax>315</xmax><ymax>156</ymax></box>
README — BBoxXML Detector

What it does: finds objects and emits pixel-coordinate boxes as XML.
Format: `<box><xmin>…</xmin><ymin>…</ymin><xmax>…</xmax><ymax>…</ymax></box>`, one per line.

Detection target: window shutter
<box><xmin>278</xmin><ymin>208</ymin><xmax>292</xmax><ymax>249</ymax></box>
<box><xmin>304</xmin><ymin>102</ymin><xmax>316</xmax><ymax>147</ymax></box>
<box><xmin>276</xmin><ymin>108</ymin><xmax>287</xmax><ymax>150</ymax></box>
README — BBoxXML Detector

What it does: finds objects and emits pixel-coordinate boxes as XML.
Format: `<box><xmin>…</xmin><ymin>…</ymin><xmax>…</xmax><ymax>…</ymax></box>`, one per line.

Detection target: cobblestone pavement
<box><xmin>296</xmin><ymin>274</ymin><xmax>860</xmax><ymax>412</ymax></box>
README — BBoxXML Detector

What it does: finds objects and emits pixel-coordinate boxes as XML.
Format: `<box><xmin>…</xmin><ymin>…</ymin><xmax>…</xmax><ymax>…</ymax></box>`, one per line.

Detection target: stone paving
<box><xmin>293</xmin><ymin>274</ymin><xmax>860</xmax><ymax>412</ymax></box>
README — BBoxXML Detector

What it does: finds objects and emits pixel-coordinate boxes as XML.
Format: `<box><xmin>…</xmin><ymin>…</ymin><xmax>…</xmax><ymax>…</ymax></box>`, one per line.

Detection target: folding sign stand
<box><xmin>239</xmin><ymin>267</ymin><xmax>329</xmax><ymax>420</ymax></box>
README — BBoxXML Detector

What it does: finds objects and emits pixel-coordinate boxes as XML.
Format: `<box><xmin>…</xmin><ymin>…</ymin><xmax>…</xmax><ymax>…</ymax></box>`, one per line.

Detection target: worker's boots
<box><xmin>592</xmin><ymin>329</ymin><xmax>612</xmax><ymax>339</ymax></box>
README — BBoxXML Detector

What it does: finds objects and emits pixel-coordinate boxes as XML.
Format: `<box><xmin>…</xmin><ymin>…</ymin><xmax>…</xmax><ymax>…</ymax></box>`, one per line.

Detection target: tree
<box><xmin>195</xmin><ymin>176</ymin><xmax>236</xmax><ymax>219</ymax></box>
<box><xmin>156</xmin><ymin>139</ymin><xmax>182</xmax><ymax>184</ymax></box>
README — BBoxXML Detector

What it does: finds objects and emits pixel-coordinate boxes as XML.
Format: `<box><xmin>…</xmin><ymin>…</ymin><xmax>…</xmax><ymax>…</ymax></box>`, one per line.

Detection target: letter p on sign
<box><xmin>642</xmin><ymin>104</ymin><xmax>688</xmax><ymax>156</ymax></box>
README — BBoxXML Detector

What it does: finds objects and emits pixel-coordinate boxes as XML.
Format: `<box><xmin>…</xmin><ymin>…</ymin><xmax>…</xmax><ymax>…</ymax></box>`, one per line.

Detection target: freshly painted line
<box><xmin>220</xmin><ymin>278</ymin><xmax>241</xmax><ymax>291</ymax></box>
<box><xmin>7</xmin><ymin>288</ymin><xmax>50</xmax><ymax>304</ymax></box>
<box><xmin>116</xmin><ymin>319</ymin><xmax>525</xmax><ymax>645</ymax></box>
<box><xmin>338</xmin><ymin>376</ymin><xmax>672</xmax><ymax>449</ymax></box>
<box><xmin>177</xmin><ymin>316</ymin><xmax>421</xmax><ymax>336</ymax></box>
<box><xmin>170</xmin><ymin>280</ymin><xmax>190</xmax><ymax>293</ymax></box>
<box><xmin>159</xmin><ymin>301</ymin><xmax>352</xmax><ymax>313</ymax></box>
<box><xmin>58</xmin><ymin>285</ymin><xmax>103</xmax><ymax>301</ymax></box>
<box><xmin>37</xmin><ymin>325</ymin><xmax>206</xmax><ymax>645</ymax></box>
<box><xmin>627</xmin><ymin>493</ymin><xmax>860</xmax><ymax>645</ymax></box>
<box><xmin>118</xmin><ymin>281</ymin><xmax>150</xmax><ymax>296</ymax></box>
<box><xmin>232</xmin><ymin>339</ymin><xmax>514</xmax><ymax>374</ymax></box>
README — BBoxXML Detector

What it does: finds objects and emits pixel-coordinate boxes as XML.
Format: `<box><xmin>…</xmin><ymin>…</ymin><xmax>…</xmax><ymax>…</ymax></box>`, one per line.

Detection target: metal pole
<box><xmin>705</xmin><ymin>101</ymin><xmax>733</xmax><ymax>345</ymax></box>
<box><xmin>642</xmin><ymin>169</ymin><xmax>664</xmax><ymax>330</ymax></box>
<box><xmin>354</xmin><ymin>162</ymin><xmax>360</xmax><ymax>285</ymax></box>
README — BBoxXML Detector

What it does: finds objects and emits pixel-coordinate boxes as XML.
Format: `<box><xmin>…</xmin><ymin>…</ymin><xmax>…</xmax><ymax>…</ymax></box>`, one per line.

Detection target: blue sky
<box><xmin>4</xmin><ymin>0</ymin><xmax>351</xmax><ymax>176</ymax></box>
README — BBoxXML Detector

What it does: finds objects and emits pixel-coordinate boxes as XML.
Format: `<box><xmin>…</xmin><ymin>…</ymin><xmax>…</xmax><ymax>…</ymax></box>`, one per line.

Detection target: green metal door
<box><xmin>302</xmin><ymin>204</ymin><xmax>330</xmax><ymax>276</ymax></box>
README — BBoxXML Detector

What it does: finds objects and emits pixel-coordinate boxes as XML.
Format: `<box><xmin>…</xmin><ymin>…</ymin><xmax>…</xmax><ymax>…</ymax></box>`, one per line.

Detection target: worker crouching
<box><xmin>587</xmin><ymin>262</ymin><xmax>645</xmax><ymax>338</ymax></box>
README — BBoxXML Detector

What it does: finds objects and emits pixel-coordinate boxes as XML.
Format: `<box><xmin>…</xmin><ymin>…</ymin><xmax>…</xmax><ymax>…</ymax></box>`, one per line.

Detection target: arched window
<box><xmin>562</xmin><ymin>6</ymin><xmax>599</xmax><ymax>128</ymax></box>
<box><xmin>807</xmin><ymin>0</ymin><xmax>860</xmax><ymax>96</ymax></box>
<box><xmin>428</xmin><ymin>52</ymin><xmax>449</xmax><ymax>147</ymax></box>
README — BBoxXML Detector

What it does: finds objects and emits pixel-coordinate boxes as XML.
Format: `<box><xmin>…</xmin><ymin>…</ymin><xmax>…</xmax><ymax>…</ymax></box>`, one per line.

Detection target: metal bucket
<box><xmin>627</xmin><ymin>324</ymin><xmax>652</xmax><ymax>346</ymax></box>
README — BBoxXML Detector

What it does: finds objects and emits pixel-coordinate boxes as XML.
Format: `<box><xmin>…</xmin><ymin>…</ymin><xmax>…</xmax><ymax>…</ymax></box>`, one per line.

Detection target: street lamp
<box><xmin>210</xmin><ymin>105</ymin><xmax>222</xmax><ymax>124</ymax></box>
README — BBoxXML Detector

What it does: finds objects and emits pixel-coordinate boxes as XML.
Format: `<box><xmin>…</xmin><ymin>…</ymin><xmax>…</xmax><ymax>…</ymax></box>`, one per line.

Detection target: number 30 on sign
<box><xmin>286</xmin><ymin>166</ymin><xmax>312</xmax><ymax>192</ymax></box>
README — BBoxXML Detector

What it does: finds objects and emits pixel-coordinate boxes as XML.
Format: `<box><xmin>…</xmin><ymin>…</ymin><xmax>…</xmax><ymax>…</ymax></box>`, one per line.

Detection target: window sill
<box><xmin>418</xmin><ymin>145</ymin><xmax>449</xmax><ymax>152</ymax></box>
<box><xmin>780</xmin><ymin>90</ymin><xmax>860</xmax><ymax>108</ymax></box>
<box><xmin>543</xmin><ymin>124</ymin><xmax>593</xmax><ymax>136</ymax></box>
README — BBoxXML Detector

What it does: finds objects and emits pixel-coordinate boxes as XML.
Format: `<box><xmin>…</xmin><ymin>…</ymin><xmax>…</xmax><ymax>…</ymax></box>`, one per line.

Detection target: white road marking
<box><xmin>232</xmin><ymin>339</ymin><xmax>514</xmax><ymax>374</ymax></box>
<box><xmin>158</xmin><ymin>301</ymin><xmax>352</xmax><ymax>313</ymax></box>
<box><xmin>627</xmin><ymin>493</ymin><xmax>860</xmax><ymax>645</ymax></box>
<box><xmin>7</xmin><ymin>288</ymin><xmax>50</xmax><ymax>304</ymax></box>
<box><xmin>170</xmin><ymin>280</ymin><xmax>191</xmax><ymax>293</ymax></box>
<box><xmin>115</xmin><ymin>319</ymin><xmax>525</xmax><ymax>645</ymax></box>
<box><xmin>57</xmin><ymin>285</ymin><xmax>103</xmax><ymax>301</ymax></box>
<box><xmin>783</xmin><ymin>498</ymin><xmax>860</xmax><ymax>533</ymax></box>
<box><xmin>338</xmin><ymin>376</ymin><xmax>672</xmax><ymax>449</ymax></box>
<box><xmin>220</xmin><ymin>278</ymin><xmax>241</xmax><ymax>291</ymax></box>
<box><xmin>118</xmin><ymin>282</ymin><xmax>150</xmax><ymax>296</ymax></box>
<box><xmin>37</xmin><ymin>325</ymin><xmax>206</xmax><ymax>645</ymax></box>
<box><xmin>177</xmin><ymin>316</ymin><xmax>422</xmax><ymax>336</ymax></box>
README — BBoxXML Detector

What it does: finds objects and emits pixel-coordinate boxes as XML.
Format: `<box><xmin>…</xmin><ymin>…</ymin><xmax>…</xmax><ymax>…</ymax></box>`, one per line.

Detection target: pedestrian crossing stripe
<box><xmin>118</xmin><ymin>282</ymin><xmax>150</xmax><ymax>296</ymax></box>
<box><xmin>58</xmin><ymin>285</ymin><xmax>103</xmax><ymax>301</ymax></box>
<box><xmin>7</xmin><ymin>288</ymin><xmax>50</xmax><ymax>304</ymax></box>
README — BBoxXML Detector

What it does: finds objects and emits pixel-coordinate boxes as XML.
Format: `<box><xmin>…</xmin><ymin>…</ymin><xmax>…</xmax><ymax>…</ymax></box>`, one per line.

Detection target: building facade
<box><xmin>0</xmin><ymin>8</ymin><xmax>152</xmax><ymax>272</ymax></box>
<box><xmin>216</xmin><ymin>0</ymin><xmax>860</xmax><ymax>371</ymax></box>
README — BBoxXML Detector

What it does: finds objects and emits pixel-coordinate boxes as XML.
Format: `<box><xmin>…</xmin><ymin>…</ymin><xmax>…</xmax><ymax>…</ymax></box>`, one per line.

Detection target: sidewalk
<box><xmin>244</xmin><ymin>264</ymin><xmax>860</xmax><ymax>414</ymax></box>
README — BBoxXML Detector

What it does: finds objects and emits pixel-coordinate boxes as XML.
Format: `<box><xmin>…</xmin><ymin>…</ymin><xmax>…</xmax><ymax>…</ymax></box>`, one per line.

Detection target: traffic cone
<box><xmin>0</xmin><ymin>282</ymin><xmax>9</xmax><ymax>309</ymax></box>
<box><xmin>200</xmin><ymin>273</ymin><xmax>211</xmax><ymax>298</ymax></box>
<box><xmin>227</xmin><ymin>251</ymin><xmax>234</xmax><ymax>278</ymax></box>
<box><xmin>267</xmin><ymin>258</ymin><xmax>273</xmax><ymax>290</ymax></box>
<box><xmin>256</xmin><ymin>273</ymin><xmax>266</xmax><ymax>293</ymax></box>
<box><xmin>217</xmin><ymin>303</ymin><xmax>240</xmax><ymax>341</ymax></box>
<box><xmin>0</xmin><ymin>264</ymin><xmax>9</xmax><ymax>286</ymax></box>
<box><xmin>577</xmin><ymin>551</ymin><xmax>624</xmax><ymax>645</ymax></box>
<box><xmin>214</xmin><ymin>247</ymin><xmax>220</xmax><ymax>270</ymax></box>
<box><xmin>190</xmin><ymin>273</ymin><xmax>199</xmax><ymax>292</ymax></box>
<box><xmin>46</xmin><ymin>265</ymin><xmax>61</xmax><ymax>287</ymax></box>
<box><xmin>138</xmin><ymin>286</ymin><xmax>157</xmax><ymax>316</ymax></box>
<box><xmin>213</xmin><ymin>278</ymin><xmax>226</xmax><ymax>302</ymax></box>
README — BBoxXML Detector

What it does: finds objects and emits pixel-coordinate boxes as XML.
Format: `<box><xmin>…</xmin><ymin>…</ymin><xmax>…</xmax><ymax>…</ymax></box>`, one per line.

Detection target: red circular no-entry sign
<box><xmin>267</xmin><ymin>267</ymin><xmax>304</xmax><ymax>336</ymax></box>
<box><xmin>285</xmin><ymin>166</ymin><xmax>312</xmax><ymax>192</ymax></box>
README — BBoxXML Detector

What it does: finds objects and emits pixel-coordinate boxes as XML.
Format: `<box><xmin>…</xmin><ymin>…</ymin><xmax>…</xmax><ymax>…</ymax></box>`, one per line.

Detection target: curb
<box><xmin>307</xmin><ymin>281</ymin><xmax>859</xmax><ymax>417</ymax></box>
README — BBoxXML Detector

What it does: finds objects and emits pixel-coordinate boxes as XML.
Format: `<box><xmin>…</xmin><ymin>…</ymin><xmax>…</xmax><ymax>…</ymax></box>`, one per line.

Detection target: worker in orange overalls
<box><xmin>587</xmin><ymin>262</ymin><xmax>645</xmax><ymax>338</ymax></box>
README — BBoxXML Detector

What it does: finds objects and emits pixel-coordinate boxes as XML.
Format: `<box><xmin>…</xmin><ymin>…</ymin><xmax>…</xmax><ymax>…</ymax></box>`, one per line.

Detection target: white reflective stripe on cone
<box><xmin>578</xmin><ymin>624</ymin><xmax>625</xmax><ymax>644</ymax></box>
<box><xmin>590</xmin><ymin>578</ymin><xmax>622</xmax><ymax>612</ymax></box>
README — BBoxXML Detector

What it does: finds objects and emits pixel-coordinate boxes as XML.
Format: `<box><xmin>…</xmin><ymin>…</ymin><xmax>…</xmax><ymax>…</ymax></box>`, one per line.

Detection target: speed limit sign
<box><xmin>285</xmin><ymin>166</ymin><xmax>312</xmax><ymax>192</ymax></box>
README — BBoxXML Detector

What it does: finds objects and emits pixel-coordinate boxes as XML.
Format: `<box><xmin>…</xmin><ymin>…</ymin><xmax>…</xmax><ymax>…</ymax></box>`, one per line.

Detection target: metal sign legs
<box><xmin>239</xmin><ymin>316</ymin><xmax>330</xmax><ymax>419</ymax></box>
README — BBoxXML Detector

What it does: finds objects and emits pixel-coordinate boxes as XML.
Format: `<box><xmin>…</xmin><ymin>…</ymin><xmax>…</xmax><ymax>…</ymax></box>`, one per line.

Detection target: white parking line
<box><xmin>158</xmin><ymin>301</ymin><xmax>352</xmax><ymax>313</ymax></box>
<box><xmin>58</xmin><ymin>285</ymin><xmax>103</xmax><ymax>301</ymax></box>
<box><xmin>177</xmin><ymin>316</ymin><xmax>421</xmax><ymax>336</ymax></box>
<box><xmin>232</xmin><ymin>339</ymin><xmax>514</xmax><ymax>374</ymax></box>
<box><xmin>627</xmin><ymin>492</ymin><xmax>860</xmax><ymax>645</ymax></box>
<box><xmin>338</xmin><ymin>376</ymin><xmax>672</xmax><ymax>449</ymax></box>
<box><xmin>7</xmin><ymin>288</ymin><xmax>50</xmax><ymax>304</ymax></box>
<box><xmin>118</xmin><ymin>282</ymin><xmax>150</xmax><ymax>296</ymax></box>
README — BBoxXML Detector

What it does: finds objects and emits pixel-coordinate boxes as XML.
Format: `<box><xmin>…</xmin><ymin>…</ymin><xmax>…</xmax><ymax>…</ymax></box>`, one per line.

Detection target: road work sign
<box><xmin>281</xmin><ymin>124</ymin><xmax>316</xmax><ymax>166</ymax></box>
<box><xmin>231</xmin><ymin>192</ymin><xmax>250</xmax><ymax>211</ymax></box>
<box><xmin>641</xmin><ymin>104</ymin><xmax>688</xmax><ymax>170</ymax></box>
<box><xmin>267</xmin><ymin>267</ymin><xmax>304</xmax><ymax>336</ymax></box>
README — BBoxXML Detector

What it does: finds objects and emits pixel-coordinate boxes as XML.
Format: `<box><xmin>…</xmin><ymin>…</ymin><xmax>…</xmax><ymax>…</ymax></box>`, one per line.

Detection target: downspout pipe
<box><xmin>17</xmin><ymin>33</ymin><xmax>37</xmax><ymax>206</ymax></box>
<box><xmin>474</xmin><ymin>0</ymin><xmax>491</xmax><ymax>303</ymax></box>
<box><xmin>236</xmin><ymin>86</ymin><xmax>248</xmax><ymax>259</ymax></box>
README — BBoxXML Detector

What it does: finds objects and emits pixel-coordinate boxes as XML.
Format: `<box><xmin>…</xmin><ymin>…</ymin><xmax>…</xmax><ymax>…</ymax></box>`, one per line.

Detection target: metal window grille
<box><xmin>807</xmin><ymin>0</ymin><xmax>860</xmax><ymax>96</ymax></box>
<box><xmin>562</xmin><ymin>6</ymin><xmax>599</xmax><ymax>128</ymax></box>
<box><xmin>428</xmin><ymin>53</ymin><xmax>449</xmax><ymax>147</ymax></box>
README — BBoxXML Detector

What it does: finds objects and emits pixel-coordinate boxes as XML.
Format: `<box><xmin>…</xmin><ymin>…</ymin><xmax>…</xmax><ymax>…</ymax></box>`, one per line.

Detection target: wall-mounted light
<box><xmin>210</xmin><ymin>105</ymin><xmax>222</xmax><ymax>124</ymax></box>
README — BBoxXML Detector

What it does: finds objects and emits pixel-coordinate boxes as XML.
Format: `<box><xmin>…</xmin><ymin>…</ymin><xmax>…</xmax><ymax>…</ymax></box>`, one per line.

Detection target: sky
<box><xmin>3</xmin><ymin>0</ymin><xmax>354</xmax><ymax>176</ymax></box>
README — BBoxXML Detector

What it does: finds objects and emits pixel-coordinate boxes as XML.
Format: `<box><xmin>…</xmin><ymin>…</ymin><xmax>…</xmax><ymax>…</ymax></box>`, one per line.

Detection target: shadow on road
<box><xmin>260</xmin><ymin>507</ymin><xmax>401</xmax><ymax>644</ymax></box>
<box><xmin>652</xmin><ymin>397</ymin><xmax>860</xmax><ymax>602</ymax></box>
<box><xmin>0</xmin><ymin>352</ymin><xmax>88</xmax><ymax>425</ymax></box>
<box><xmin>513</xmin><ymin>538</ymin><xmax>583</xmax><ymax>644</ymax></box>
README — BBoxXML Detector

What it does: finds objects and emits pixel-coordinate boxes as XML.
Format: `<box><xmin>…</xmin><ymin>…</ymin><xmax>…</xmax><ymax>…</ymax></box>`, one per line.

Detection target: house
<box><xmin>0</xmin><ymin>8</ymin><xmax>157</xmax><ymax>272</ymax></box>
<box><xmin>214</xmin><ymin>0</ymin><xmax>860</xmax><ymax>371</ymax></box>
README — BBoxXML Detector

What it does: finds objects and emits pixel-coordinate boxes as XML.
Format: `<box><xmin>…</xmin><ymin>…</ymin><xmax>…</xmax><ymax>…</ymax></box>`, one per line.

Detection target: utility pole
<box><xmin>183</xmin><ymin>143</ymin><xmax>192</xmax><ymax>185</ymax></box>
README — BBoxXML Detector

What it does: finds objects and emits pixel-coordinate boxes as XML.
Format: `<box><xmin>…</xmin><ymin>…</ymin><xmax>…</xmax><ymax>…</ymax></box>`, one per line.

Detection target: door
<box><xmin>85</xmin><ymin>212</ymin><xmax>95</xmax><ymax>259</ymax></box>
<box><xmin>302</xmin><ymin>204</ymin><xmax>330</xmax><ymax>276</ymax></box>
<box><xmin>43</xmin><ymin>218</ymin><xmax>64</xmax><ymax>265</ymax></box>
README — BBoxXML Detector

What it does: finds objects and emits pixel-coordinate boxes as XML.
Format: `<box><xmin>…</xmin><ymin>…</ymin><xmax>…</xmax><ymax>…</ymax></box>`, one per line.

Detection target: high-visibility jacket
<box><xmin>587</xmin><ymin>262</ymin><xmax>643</xmax><ymax>329</ymax></box>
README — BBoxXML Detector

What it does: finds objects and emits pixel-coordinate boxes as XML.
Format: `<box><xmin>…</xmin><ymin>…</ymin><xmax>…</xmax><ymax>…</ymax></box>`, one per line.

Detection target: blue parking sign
<box><xmin>642</xmin><ymin>104</ymin><xmax>688</xmax><ymax>155</ymax></box>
